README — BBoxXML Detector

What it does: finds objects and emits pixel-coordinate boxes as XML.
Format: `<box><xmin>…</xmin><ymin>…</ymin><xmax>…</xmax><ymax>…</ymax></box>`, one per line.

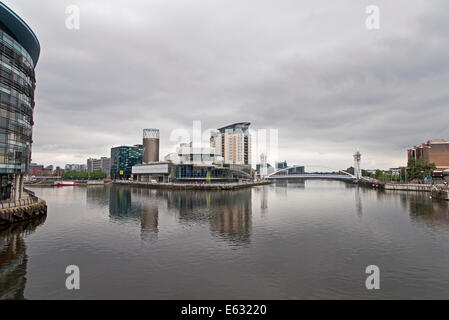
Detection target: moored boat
<box><xmin>57</xmin><ymin>181</ymin><xmax>79</xmax><ymax>187</ymax></box>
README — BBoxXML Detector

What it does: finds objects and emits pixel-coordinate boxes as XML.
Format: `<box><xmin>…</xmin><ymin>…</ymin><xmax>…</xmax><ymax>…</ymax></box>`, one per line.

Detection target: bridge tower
<box><xmin>353</xmin><ymin>151</ymin><xmax>362</xmax><ymax>180</ymax></box>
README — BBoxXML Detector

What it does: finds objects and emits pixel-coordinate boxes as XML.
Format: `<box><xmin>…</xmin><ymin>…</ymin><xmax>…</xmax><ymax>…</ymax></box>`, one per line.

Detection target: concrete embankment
<box><xmin>357</xmin><ymin>179</ymin><xmax>385</xmax><ymax>189</ymax></box>
<box><xmin>358</xmin><ymin>179</ymin><xmax>449</xmax><ymax>201</ymax></box>
<box><xmin>113</xmin><ymin>180</ymin><xmax>272</xmax><ymax>190</ymax></box>
<box><xmin>0</xmin><ymin>198</ymin><xmax>47</xmax><ymax>226</ymax></box>
<box><xmin>25</xmin><ymin>179</ymin><xmax>112</xmax><ymax>187</ymax></box>
<box><xmin>384</xmin><ymin>183</ymin><xmax>433</xmax><ymax>192</ymax></box>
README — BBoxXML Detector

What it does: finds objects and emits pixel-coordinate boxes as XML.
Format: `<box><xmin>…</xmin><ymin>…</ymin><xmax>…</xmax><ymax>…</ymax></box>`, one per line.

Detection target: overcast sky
<box><xmin>5</xmin><ymin>0</ymin><xmax>449</xmax><ymax>170</ymax></box>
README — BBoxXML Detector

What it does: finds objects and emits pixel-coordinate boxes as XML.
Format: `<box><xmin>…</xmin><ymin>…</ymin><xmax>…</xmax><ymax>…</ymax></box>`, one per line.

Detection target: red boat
<box><xmin>57</xmin><ymin>181</ymin><xmax>79</xmax><ymax>187</ymax></box>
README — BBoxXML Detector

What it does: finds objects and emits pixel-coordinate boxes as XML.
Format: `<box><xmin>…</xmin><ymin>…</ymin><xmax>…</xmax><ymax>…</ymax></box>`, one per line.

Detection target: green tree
<box><xmin>407</xmin><ymin>158</ymin><xmax>436</xmax><ymax>181</ymax></box>
<box><xmin>89</xmin><ymin>170</ymin><xmax>107</xmax><ymax>180</ymax></box>
<box><xmin>375</xmin><ymin>169</ymin><xmax>383</xmax><ymax>180</ymax></box>
<box><xmin>362</xmin><ymin>169</ymin><xmax>372</xmax><ymax>177</ymax></box>
<box><xmin>400</xmin><ymin>167</ymin><xmax>407</xmax><ymax>182</ymax></box>
<box><xmin>62</xmin><ymin>170</ymin><xmax>89</xmax><ymax>180</ymax></box>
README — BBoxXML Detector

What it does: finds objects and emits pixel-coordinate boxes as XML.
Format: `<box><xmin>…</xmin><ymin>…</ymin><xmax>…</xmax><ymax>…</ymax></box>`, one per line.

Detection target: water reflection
<box><xmin>12</xmin><ymin>183</ymin><xmax>449</xmax><ymax>299</ymax></box>
<box><xmin>0</xmin><ymin>217</ymin><xmax>46</xmax><ymax>300</ymax></box>
<box><xmin>107</xmin><ymin>187</ymin><xmax>160</xmax><ymax>241</ymax></box>
<box><xmin>102</xmin><ymin>186</ymin><xmax>252</xmax><ymax>245</ymax></box>
<box><xmin>406</xmin><ymin>193</ymin><xmax>449</xmax><ymax>231</ymax></box>
<box><xmin>355</xmin><ymin>186</ymin><xmax>363</xmax><ymax>218</ymax></box>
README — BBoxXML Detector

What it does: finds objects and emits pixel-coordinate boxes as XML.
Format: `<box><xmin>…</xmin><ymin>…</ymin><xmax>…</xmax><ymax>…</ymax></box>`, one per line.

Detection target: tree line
<box><xmin>62</xmin><ymin>170</ymin><xmax>107</xmax><ymax>180</ymax></box>
<box><xmin>360</xmin><ymin>159</ymin><xmax>437</xmax><ymax>182</ymax></box>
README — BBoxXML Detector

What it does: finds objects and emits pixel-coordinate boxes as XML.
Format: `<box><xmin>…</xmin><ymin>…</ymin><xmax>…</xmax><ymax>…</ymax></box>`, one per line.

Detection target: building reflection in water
<box><xmin>107</xmin><ymin>186</ymin><xmax>159</xmax><ymax>241</ymax></box>
<box><xmin>355</xmin><ymin>186</ymin><xmax>363</xmax><ymax>218</ymax></box>
<box><xmin>272</xmin><ymin>179</ymin><xmax>305</xmax><ymax>198</ymax></box>
<box><xmin>103</xmin><ymin>185</ymin><xmax>252</xmax><ymax>245</ymax></box>
<box><xmin>261</xmin><ymin>186</ymin><xmax>268</xmax><ymax>213</ymax></box>
<box><xmin>165</xmin><ymin>189</ymin><xmax>252</xmax><ymax>245</ymax></box>
<box><xmin>0</xmin><ymin>216</ymin><xmax>46</xmax><ymax>300</ymax></box>
<box><xmin>406</xmin><ymin>193</ymin><xmax>449</xmax><ymax>231</ymax></box>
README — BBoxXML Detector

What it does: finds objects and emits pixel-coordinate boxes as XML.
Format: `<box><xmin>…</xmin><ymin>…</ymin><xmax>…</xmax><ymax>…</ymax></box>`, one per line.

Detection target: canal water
<box><xmin>1</xmin><ymin>180</ymin><xmax>449</xmax><ymax>299</ymax></box>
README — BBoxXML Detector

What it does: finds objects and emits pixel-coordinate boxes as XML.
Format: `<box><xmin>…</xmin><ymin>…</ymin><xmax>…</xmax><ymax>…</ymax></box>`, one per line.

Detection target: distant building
<box><xmin>29</xmin><ymin>163</ymin><xmax>53</xmax><ymax>176</ymax></box>
<box><xmin>87</xmin><ymin>157</ymin><xmax>111</xmax><ymax>176</ymax></box>
<box><xmin>274</xmin><ymin>166</ymin><xmax>305</xmax><ymax>176</ymax></box>
<box><xmin>212</xmin><ymin>122</ymin><xmax>251</xmax><ymax>166</ymax></box>
<box><xmin>101</xmin><ymin>157</ymin><xmax>111</xmax><ymax>177</ymax></box>
<box><xmin>256</xmin><ymin>163</ymin><xmax>274</xmax><ymax>178</ymax></box>
<box><xmin>65</xmin><ymin>164</ymin><xmax>87</xmax><ymax>172</ymax></box>
<box><xmin>111</xmin><ymin>145</ymin><xmax>143</xmax><ymax>179</ymax></box>
<box><xmin>408</xmin><ymin>139</ymin><xmax>449</xmax><ymax>174</ymax></box>
<box><xmin>276</xmin><ymin>161</ymin><xmax>288</xmax><ymax>170</ymax></box>
<box><xmin>389</xmin><ymin>168</ymin><xmax>402</xmax><ymax>175</ymax></box>
<box><xmin>55</xmin><ymin>166</ymin><xmax>64</xmax><ymax>176</ymax></box>
<box><xmin>365</xmin><ymin>169</ymin><xmax>377</xmax><ymax>175</ymax></box>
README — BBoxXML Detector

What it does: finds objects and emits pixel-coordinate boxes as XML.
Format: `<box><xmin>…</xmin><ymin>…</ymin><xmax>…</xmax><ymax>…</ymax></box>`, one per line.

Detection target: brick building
<box><xmin>407</xmin><ymin>139</ymin><xmax>449</xmax><ymax>175</ymax></box>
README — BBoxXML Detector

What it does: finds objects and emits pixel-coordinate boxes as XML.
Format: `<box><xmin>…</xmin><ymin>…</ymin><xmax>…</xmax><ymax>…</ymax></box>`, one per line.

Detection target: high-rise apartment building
<box><xmin>212</xmin><ymin>122</ymin><xmax>251</xmax><ymax>165</ymax></box>
<box><xmin>65</xmin><ymin>164</ymin><xmax>87</xmax><ymax>171</ymax></box>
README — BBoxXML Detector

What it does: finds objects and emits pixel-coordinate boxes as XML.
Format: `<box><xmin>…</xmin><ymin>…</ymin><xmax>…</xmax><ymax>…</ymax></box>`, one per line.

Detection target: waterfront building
<box><xmin>132</xmin><ymin>161</ymin><xmax>252</xmax><ymax>183</ymax></box>
<box><xmin>132</xmin><ymin>162</ymin><xmax>173</xmax><ymax>182</ymax></box>
<box><xmin>87</xmin><ymin>157</ymin><xmax>111</xmax><ymax>176</ymax></box>
<box><xmin>111</xmin><ymin>145</ymin><xmax>143</xmax><ymax>180</ymax></box>
<box><xmin>0</xmin><ymin>3</ymin><xmax>40</xmax><ymax>201</ymax></box>
<box><xmin>212</xmin><ymin>122</ymin><xmax>252</xmax><ymax>166</ymax></box>
<box><xmin>408</xmin><ymin>139</ymin><xmax>449</xmax><ymax>174</ymax></box>
<box><xmin>132</xmin><ymin>142</ymin><xmax>250</xmax><ymax>183</ymax></box>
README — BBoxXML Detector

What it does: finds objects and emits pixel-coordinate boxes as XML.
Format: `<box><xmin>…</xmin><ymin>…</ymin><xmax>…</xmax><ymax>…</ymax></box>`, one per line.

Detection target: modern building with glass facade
<box><xmin>0</xmin><ymin>3</ymin><xmax>40</xmax><ymax>201</ymax></box>
<box><xmin>111</xmin><ymin>145</ymin><xmax>143</xmax><ymax>180</ymax></box>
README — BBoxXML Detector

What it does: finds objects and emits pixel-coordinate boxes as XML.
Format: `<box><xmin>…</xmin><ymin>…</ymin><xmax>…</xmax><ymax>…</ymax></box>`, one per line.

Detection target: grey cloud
<box><xmin>6</xmin><ymin>0</ymin><xmax>449</xmax><ymax>169</ymax></box>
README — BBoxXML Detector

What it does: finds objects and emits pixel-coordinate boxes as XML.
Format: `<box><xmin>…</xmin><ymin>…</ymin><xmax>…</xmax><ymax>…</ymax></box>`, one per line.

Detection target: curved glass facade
<box><xmin>0</xmin><ymin>4</ymin><xmax>39</xmax><ymax>200</ymax></box>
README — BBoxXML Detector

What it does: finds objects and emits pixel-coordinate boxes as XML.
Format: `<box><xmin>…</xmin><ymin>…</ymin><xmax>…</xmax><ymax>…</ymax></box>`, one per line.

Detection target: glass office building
<box><xmin>111</xmin><ymin>145</ymin><xmax>143</xmax><ymax>180</ymax></box>
<box><xmin>0</xmin><ymin>3</ymin><xmax>40</xmax><ymax>200</ymax></box>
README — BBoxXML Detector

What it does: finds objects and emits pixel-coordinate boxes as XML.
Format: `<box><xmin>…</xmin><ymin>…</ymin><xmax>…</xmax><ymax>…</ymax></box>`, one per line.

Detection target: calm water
<box><xmin>1</xmin><ymin>180</ymin><xmax>449</xmax><ymax>299</ymax></box>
